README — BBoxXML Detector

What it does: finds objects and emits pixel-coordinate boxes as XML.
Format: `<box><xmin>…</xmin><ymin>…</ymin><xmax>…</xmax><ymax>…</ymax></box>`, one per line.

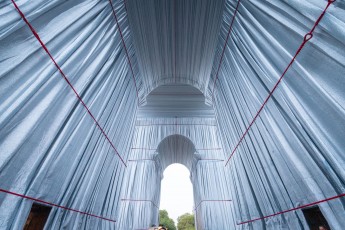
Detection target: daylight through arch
<box><xmin>1</xmin><ymin>0</ymin><xmax>344</xmax><ymax>229</ymax></box>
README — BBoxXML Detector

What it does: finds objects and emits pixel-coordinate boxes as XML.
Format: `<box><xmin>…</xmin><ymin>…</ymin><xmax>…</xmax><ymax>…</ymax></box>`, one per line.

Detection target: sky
<box><xmin>159</xmin><ymin>164</ymin><xmax>194</xmax><ymax>225</ymax></box>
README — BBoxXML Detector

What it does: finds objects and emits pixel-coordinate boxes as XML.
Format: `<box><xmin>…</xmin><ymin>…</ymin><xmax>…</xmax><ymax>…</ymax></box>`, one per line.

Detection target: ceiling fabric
<box><xmin>0</xmin><ymin>0</ymin><xmax>345</xmax><ymax>229</ymax></box>
<box><xmin>137</xmin><ymin>84</ymin><xmax>215</xmax><ymax>118</ymax></box>
<box><xmin>125</xmin><ymin>0</ymin><xmax>225</xmax><ymax>100</ymax></box>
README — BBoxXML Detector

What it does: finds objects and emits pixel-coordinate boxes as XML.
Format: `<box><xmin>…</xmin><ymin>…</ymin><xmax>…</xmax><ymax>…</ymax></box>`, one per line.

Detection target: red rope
<box><xmin>0</xmin><ymin>188</ymin><xmax>116</xmax><ymax>223</ymax></box>
<box><xmin>195</xmin><ymin>199</ymin><xmax>232</xmax><ymax>210</ymax></box>
<box><xmin>108</xmin><ymin>0</ymin><xmax>140</xmax><ymax>105</ymax></box>
<box><xmin>225</xmin><ymin>0</ymin><xmax>335</xmax><ymax>166</ymax></box>
<box><xmin>211</xmin><ymin>0</ymin><xmax>242</xmax><ymax>100</ymax></box>
<box><xmin>122</xmin><ymin>0</ymin><xmax>128</xmax><ymax>13</ymax></box>
<box><xmin>238</xmin><ymin>192</ymin><xmax>345</xmax><ymax>225</ymax></box>
<box><xmin>10</xmin><ymin>0</ymin><xmax>127</xmax><ymax>167</ymax></box>
<box><xmin>121</xmin><ymin>199</ymin><xmax>159</xmax><ymax>209</ymax></box>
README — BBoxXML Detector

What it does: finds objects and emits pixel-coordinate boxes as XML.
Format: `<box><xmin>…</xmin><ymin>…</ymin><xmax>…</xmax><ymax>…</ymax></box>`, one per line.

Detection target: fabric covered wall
<box><xmin>209</xmin><ymin>0</ymin><xmax>345</xmax><ymax>229</ymax></box>
<box><xmin>117</xmin><ymin>118</ymin><xmax>233</xmax><ymax>229</ymax></box>
<box><xmin>0</xmin><ymin>0</ymin><xmax>139</xmax><ymax>229</ymax></box>
<box><xmin>0</xmin><ymin>0</ymin><xmax>345</xmax><ymax>229</ymax></box>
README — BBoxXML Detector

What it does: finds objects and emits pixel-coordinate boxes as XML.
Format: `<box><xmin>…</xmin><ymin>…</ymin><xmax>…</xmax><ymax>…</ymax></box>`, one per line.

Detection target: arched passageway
<box><xmin>118</xmin><ymin>128</ymin><xmax>233</xmax><ymax>229</ymax></box>
<box><xmin>1</xmin><ymin>0</ymin><xmax>345</xmax><ymax>229</ymax></box>
<box><xmin>155</xmin><ymin>134</ymin><xmax>197</xmax><ymax>172</ymax></box>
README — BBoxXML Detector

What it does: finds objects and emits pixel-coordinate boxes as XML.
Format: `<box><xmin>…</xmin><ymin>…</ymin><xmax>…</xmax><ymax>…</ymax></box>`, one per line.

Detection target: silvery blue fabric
<box><xmin>0</xmin><ymin>0</ymin><xmax>344</xmax><ymax>229</ymax></box>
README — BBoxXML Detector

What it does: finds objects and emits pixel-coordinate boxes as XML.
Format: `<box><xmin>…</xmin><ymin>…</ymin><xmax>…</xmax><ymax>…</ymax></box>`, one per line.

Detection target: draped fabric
<box><xmin>0</xmin><ymin>0</ymin><xmax>345</xmax><ymax>229</ymax></box>
<box><xmin>125</xmin><ymin>0</ymin><xmax>225</xmax><ymax>100</ymax></box>
<box><xmin>210</xmin><ymin>0</ymin><xmax>345</xmax><ymax>229</ymax></box>
<box><xmin>137</xmin><ymin>84</ymin><xmax>215</xmax><ymax>118</ymax></box>
<box><xmin>0</xmin><ymin>0</ymin><xmax>139</xmax><ymax>229</ymax></box>
<box><xmin>118</xmin><ymin>118</ymin><xmax>233</xmax><ymax>229</ymax></box>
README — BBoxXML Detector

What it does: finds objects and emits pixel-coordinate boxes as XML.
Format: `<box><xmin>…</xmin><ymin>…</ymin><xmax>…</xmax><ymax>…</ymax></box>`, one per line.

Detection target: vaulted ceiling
<box><xmin>126</xmin><ymin>0</ymin><xmax>225</xmax><ymax>100</ymax></box>
<box><xmin>137</xmin><ymin>84</ymin><xmax>214</xmax><ymax>118</ymax></box>
<box><xmin>1</xmin><ymin>0</ymin><xmax>344</xmax><ymax>229</ymax></box>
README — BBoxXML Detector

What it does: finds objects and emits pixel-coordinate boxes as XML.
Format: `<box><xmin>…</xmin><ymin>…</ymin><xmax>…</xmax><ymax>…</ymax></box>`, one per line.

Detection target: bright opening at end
<box><xmin>160</xmin><ymin>164</ymin><xmax>194</xmax><ymax>224</ymax></box>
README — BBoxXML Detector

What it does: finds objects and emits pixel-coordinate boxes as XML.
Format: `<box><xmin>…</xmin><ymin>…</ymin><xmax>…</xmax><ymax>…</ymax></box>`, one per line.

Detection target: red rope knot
<box><xmin>328</xmin><ymin>0</ymin><xmax>336</xmax><ymax>3</ymax></box>
<box><xmin>304</xmin><ymin>33</ymin><xmax>313</xmax><ymax>42</ymax></box>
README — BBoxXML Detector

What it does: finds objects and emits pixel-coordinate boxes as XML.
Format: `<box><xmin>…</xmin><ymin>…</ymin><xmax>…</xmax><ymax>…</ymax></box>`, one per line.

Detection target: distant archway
<box><xmin>118</xmin><ymin>127</ymin><xmax>229</xmax><ymax>229</ymax></box>
<box><xmin>154</xmin><ymin>135</ymin><xmax>197</xmax><ymax>228</ymax></box>
<box><xmin>154</xmin><ymin>134</ymin><xmax>197</xmax><ymax>172</ymax></box>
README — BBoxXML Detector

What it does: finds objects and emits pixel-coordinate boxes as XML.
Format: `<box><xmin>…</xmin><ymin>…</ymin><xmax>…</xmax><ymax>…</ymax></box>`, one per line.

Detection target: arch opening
<box><xmin>154</xmin><ymin>134</ymin><xmax>198</xmax><ymax>172</ymax></box>
<box><xmin>154</xmin><ymin>135</ymin><xmax>198</xmax><ymax>227</ymax></box>
<box><xmin>160</xmin><ymin>164</ymin><xmax>194</xmax><ymax>226</ymax></box>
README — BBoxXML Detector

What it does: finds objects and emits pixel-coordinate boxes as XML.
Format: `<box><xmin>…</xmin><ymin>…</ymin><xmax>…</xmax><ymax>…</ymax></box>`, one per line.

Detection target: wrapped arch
<box><xmin>0</xmin><ymin>0</ymin><xmax>345</xmax><ymax>229</ymax></box>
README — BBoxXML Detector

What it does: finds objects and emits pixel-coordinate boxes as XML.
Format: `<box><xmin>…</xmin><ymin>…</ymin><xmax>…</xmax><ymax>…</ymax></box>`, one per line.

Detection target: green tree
<box><xmin>177</xmin><ymin>213</ymin><xmax>195</xmax><ymax>230</ymax></box>
<box><xmin>159</xmin><ymin>210</ymin><xmax>176</xmax><ymax>230</ymax></box>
